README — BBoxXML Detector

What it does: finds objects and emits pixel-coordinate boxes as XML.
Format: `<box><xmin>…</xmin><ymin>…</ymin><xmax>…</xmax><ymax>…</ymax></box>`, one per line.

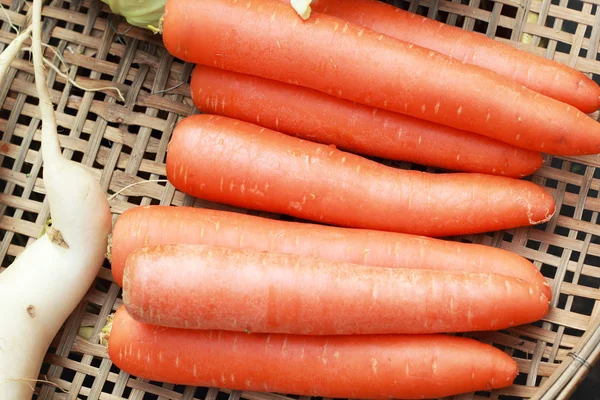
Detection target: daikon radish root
<box><xmin>165</xmin><ymin>114</ymin><xmax>556</xmax><ymax>238</ymax></box>
<box><xmin>123</xmin><ymin>244</ymin><xmax>550</xmax><ymax>335</ymax></box>
<box><xmin>0</xmin><ymin>23</ymin><xmax>31</xmax><ymax>86</ymax></box>
<box><xmin>108</xmin><ymin>305</ymin><xmax>519</xmax><ymax>399</ymax></box>
<box><xmin>110</xmin><ymin>205</ymin><xmax>552</xmax><ymax>300</ymax></box>
<box><xmin>0</xmin><ymin>1</ymin><xmax>112</xmax><ymax>398</ymax></box>
<box><xmin>191</xmin><ymin>64</ymin><xmax>544</xmax><ymax>178</ymax></box>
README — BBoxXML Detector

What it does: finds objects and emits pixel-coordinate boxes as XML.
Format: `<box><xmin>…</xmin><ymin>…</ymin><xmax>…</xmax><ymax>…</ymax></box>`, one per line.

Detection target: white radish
<box><xmin>0</xmin><ymin>0</ymin><xmax>112</xmax><ymax>398</ymax></box>
<box><xmin>0</xmin><ymin>25</ymin><xmax>32</xmax><ymax>85</ymax></box>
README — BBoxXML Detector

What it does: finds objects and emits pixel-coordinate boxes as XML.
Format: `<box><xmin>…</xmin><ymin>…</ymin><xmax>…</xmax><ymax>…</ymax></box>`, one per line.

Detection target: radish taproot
<box><xmin>110</xmin><ymin>205</ymin><xmax>551</xmax><ymax>300</ymax></box>
<box><xmin>0</xmin><ymin>1</ymin><xmax>112</xmax><ymax>398</ymax></box>
<box><xmin>191</xmin><ymin>65</ymin><xmax>544</xmax><ymax>178</ymax></box>
<box><xmin>122</xmin><ymin>244</ymin><xmax>550</xmax><ymax>335</ymax></box>
<box><xmin>161</xmin><ymin>0</ymin><xmax>600</xmax><ymax>155</ymax></box>
<box><xmin>0</xmin><ymin>26</ymin><xmax>32</xmax><ymax>87</ymax></box>
<box><xmin>107</xmin><ymin>305</ymin><xmax>519</xmax><ymax>399</ymax></box>
<box><xmin>165</xmin><ymin>114</ymin><xmax>556</xmax><ymax>237</ymax></box>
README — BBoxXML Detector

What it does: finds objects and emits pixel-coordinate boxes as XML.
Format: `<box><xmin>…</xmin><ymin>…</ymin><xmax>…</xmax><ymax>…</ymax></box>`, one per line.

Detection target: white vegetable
<box><xmin>0</xmin><ymin>26</ymin><xmax>32</xmax><ymax>85</ymax></box>
<box><xmin>0</xmin><ymin>0</ymin><xmax>112</xmax><ymax>398</ymax></box>
<box><xmin>291</xmin><ymin>0</ymin><xmax>313</xmax><ymax>20</ymax></box>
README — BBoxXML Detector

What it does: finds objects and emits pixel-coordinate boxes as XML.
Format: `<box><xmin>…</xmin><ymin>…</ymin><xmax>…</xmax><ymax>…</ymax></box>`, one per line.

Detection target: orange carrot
<box><xmin>161</xmin><ymin>0</ymin><xmax>600</xmax><ymax>155</ymax></box>
<box><xmin>165</xmin><ymin>114</ymin><xmax>556</xmax><ymax>238</ymax></box>
<box><xmin>122</xmin><ymin>244</ymin><xmax>550</xmax><ymax>334</ymax></box>
<box><xmin>110</xmin><ymin>205</ymin><xmax>552</xmax><ymax>300</ymax></box>
<box><xmin>191</xmin><ymin>65</ymin><xmax>543</xmax><ymax>178</ymax></box>
<box><xmin>289</xmin><ymin>0</ymin><xmax>600</xmax><ymax>113</ymax></box>
<box><xmin>108</xmin><ymin>305</ymin><xmax>519</xmax><ymax>399</ymax></box>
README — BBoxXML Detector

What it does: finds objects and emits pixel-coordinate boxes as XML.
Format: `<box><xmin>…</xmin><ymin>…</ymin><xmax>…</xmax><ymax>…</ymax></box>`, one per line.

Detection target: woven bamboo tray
<box><xmin>1</xmin><ymin>0</ymin><xmax>599</xmax><ymax>398</ymax></box>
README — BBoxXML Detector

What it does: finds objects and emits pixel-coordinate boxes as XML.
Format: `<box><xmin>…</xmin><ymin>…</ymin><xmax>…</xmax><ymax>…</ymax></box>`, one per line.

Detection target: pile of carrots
<box><xmin>105</xmin><ymin>0</ymin><xmax>600</xmax><ymax>398</ymax></box>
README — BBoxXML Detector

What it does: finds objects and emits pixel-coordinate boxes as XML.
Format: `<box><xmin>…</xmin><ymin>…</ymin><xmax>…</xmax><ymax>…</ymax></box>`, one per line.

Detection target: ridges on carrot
<box><xmin>109</xmin><ymin>205</ymin><xmax>552</xmax><ymax>301</ymax></box>
<box><xmin>300</xmin><ymin>0</ymin><xmax>600</xmax><ymax>113</ymax></box>
<box><xmin>122</xmin><ymin>243</ymin><xmax>551</xmax><ymax>335</ymax></box>
<box><xmin>161</xmin><ymin>0</ymin><xmax>600</xmax><ymax>155</ymax></box>
<box><xmin>107</xmin><ymin>305</ymin><xmax>520</xmax><ymax>399</ymax></box>
<box><xmin>165</xmin><ymin>114</ymin><xmax>556</xmax><ymax>238</ymax></box>
<box><xmin>190</xmin><ymin>64</ymin><xmax>544</xmax><ymax>178</ymax></box>
<box><xmin>0</xmin><ymin>0</ymin><xmax>112</xmax><ymax>398</ymax></box>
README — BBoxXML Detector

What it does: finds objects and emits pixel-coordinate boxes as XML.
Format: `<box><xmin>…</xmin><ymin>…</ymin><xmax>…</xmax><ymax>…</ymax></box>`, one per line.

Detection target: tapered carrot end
<box><xmin>575</xmin><ymin>83</ymin><xmax>600</xmax><ymax>114</ymax></box>
<box><xmin>516</xmin><ymin>151</ymin><xmax>545</xmax><ymax>178</ymax></box>
<box><xmin>490</xmin><ymin>355</ymin><xmax>519</xmax><ymax>389</ymax></box>
<box><xmin>526</xmin><ymin>266</ymin><xmax>553</xmax><ymax>302</ymax></box>
<box><xmin>474</xmin><ymin>341</ymin><xmax>520</xmax><ymax>391</ymax></box>
<box><xmin>579</xmin><ymin>92</ymin><xmax>600</xmax><ymax>114</ymax></box>
<box><xmin>541</xmin><ymin>279</ymin><xmax>553</xmax><ymax>302</ymax></box>
<box><xmin>562</xmin><ymin>72</ymin><xmax>600</xmax><ymax>114</ymax></box>
<box><xmin>538</xmin><ymin>291</ymin><xmax>551</xmax><ymax>321</ymax></box>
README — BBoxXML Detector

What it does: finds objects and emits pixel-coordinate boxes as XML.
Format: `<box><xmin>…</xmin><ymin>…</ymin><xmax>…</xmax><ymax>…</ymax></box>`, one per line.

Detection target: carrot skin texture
<box><xmin>299</xmin><ymin>0</ymin><xmax>600</xmax><ymax>113</ymax></box>
<box><xmin>109</xmin><ymin>306</ymin><xmax>519</xmax><ymax>399</ymax></box>
<box><xmin>162</xmin><ymin>0</ymin><xmax>600</xmax><ymax>155</ymax></box>
<box><xmin>165</xmin><ymin>114</ymin><xmax>556</xmax><ymax>237</ymax></box>
<box><xmin>110</xmin><ymin>205</ymin><xmax>552</xmax><ymax>300</ymax></box>
<box><xmin>123</xmin><ymin>244</ymin><xmax>550</xmax><ymax>335</ymax></box>
<box><xmin>191</xmin><ymin>65</ymin><xmax>543</xmax><ymax>178</ymax></box>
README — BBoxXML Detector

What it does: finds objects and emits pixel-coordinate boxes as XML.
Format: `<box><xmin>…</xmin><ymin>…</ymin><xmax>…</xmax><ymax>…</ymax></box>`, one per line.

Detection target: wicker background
<box><xmin>0</xmin><ymin>0</ymin><xmax>599</xmax><ymax>399</ymax></box>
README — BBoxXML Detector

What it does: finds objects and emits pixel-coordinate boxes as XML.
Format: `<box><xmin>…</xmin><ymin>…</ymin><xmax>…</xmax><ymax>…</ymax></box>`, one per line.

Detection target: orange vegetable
<box><xmin>108</xmin><ymin>305</ymin><xmax>519</xmax><ymax>399</ymax></box>
<box><xmin>162</xmin><ymin>0</ymin><xmax>600</xmax><ymax>155</ymax></box>
<box><xmin>191</xmin><ymin>65</ymin><xmax>543</xmax><ymax>177</ymax></box>
<box><xmin>165</xmin><ymin>114</ymin><xmax>556</xmax><ymax>237</ymax></box>
<box><xmin>110</xmin><ymin>205</ymin><xmax>551</xmax><ymax>301</ymax></box>
<box><xmin>296</xmin><ymin>0</ymin><xmax>600</xmax><ymax>113</ymax></box>
<box><xmin>122</xmin><ymin>243</ymin><xmax>550</xmax><ymax>335</ymax></box>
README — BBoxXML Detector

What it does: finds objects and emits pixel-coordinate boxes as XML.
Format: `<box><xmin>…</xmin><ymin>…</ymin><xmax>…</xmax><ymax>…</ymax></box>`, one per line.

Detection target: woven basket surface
<box><xmin>1</xmin><ymin>0</ymin><xmax>599</xmax><ymax>399</ymax></box>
